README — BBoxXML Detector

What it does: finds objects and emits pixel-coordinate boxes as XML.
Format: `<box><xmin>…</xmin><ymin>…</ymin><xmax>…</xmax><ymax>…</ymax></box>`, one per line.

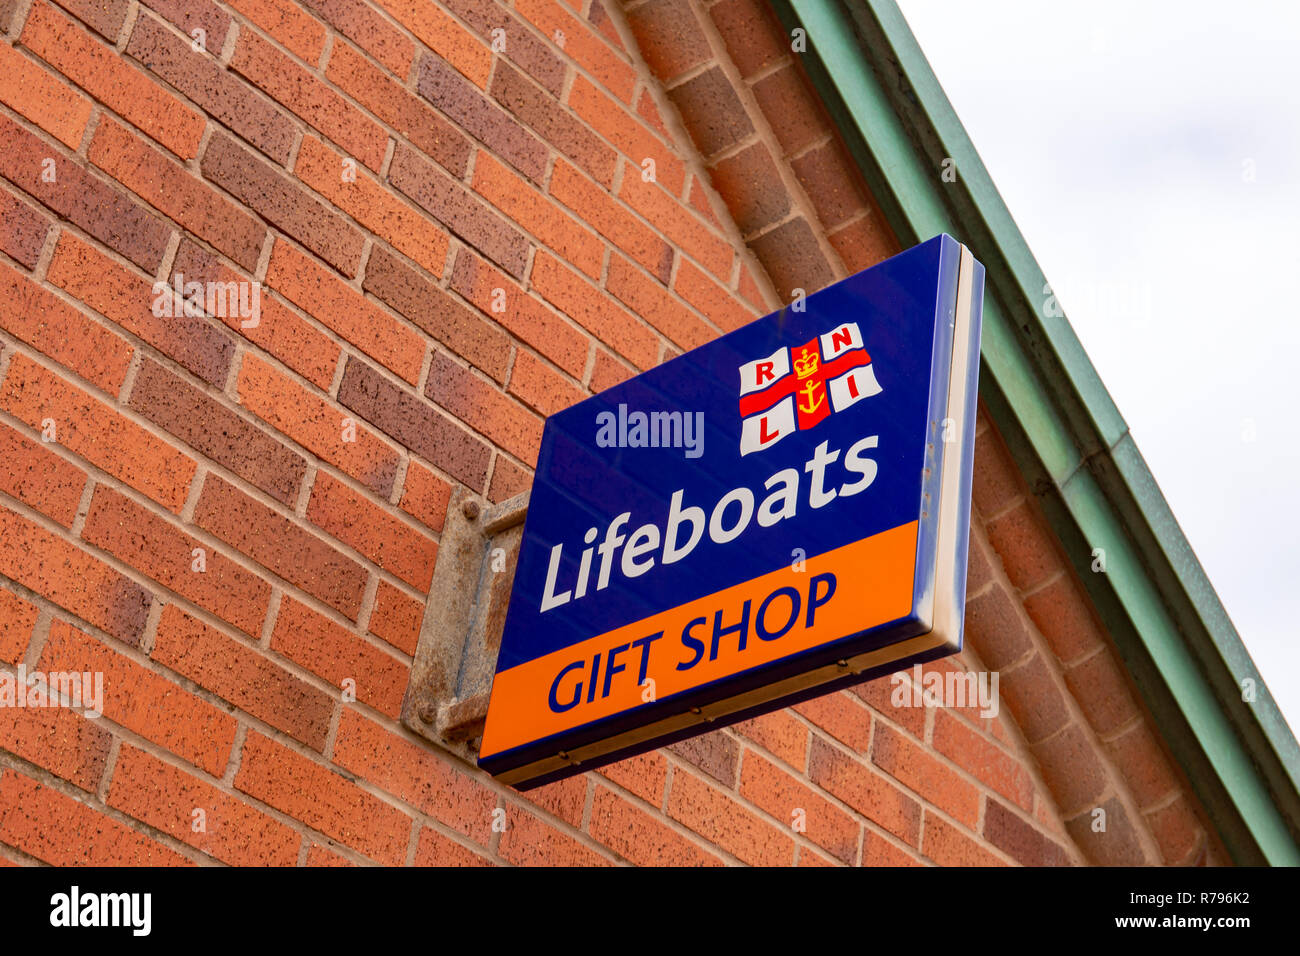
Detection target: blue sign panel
<box><xmin>480</xmin><ymin>234</ymin><xmax>984</xmax><ymax>789</ymax></box>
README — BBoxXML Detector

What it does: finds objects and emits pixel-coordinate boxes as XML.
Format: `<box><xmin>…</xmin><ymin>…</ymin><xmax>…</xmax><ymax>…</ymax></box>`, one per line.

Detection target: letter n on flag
<box><xmin>738</xmin><ymin>321</ymin><xmax>882</xmax><ymax>456</ymax></box>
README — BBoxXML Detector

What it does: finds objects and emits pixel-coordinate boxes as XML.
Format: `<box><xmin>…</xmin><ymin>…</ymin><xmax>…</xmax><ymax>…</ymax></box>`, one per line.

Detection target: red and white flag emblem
<box><xmin>738</xmin><ymin>321</ymin><xmax>881</xmax><ymax>455</ymax></box>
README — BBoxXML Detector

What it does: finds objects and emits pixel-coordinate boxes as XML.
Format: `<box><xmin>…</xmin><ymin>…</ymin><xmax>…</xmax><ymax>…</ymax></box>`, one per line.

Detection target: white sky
<box><xmin>897</xmin><ymin>0</ymin><xmax>1300</xmax><ymax>732</ymax></box>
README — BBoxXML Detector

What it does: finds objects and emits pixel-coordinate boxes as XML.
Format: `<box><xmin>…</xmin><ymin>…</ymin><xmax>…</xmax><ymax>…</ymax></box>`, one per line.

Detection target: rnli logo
<box><xmin>737</xmin><ymin>321</ymin><xmax>882</xmax><ymax>455</ymax></box>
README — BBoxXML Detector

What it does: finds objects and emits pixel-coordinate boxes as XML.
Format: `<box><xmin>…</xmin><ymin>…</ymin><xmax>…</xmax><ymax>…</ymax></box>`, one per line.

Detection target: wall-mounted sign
<box><xmin>479</xmin><ymin>234</ymin><xmax>984</xmax><ymax>789</ymax></box>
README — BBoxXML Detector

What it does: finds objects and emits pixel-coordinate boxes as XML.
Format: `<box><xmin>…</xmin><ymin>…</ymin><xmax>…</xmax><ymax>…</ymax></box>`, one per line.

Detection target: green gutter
<box><xmin>771</xmin><ymin>0</ymin><xmax>1300</xmax><ymax>864</ymax></box>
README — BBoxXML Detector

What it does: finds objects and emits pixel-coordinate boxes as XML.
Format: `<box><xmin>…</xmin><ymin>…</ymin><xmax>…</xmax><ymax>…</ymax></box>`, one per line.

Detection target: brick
<box><xmin>0</xmin><ymin>587</ymin><xmax>38</xmax><ymax>665</ymax></box>
<box><xmin>550</xmin><ymin>159</ymin><xmax>672</xmax><ymax>282</ymax></box>
<box><xmin>524</xmin><ymin>775</ymin><xmax>587</xmax><ymax>828</ymax></box>
<box><xmin>1023</xmin><ymin>575</ymin><xmax>1108</xmax><ymax>666</ymax></box>
<box><xmin>1104</xmin><ymin>721</ymin><xmax>1179</xmax><ymax>808</ymax></box>
<box><xmin>270</xmin><ymin>596</ymin><xmax>407</xmax><ymax>718</ymax></box>
<box><xmin>140</xmin><ymin>0</ymin><xmax>231</xmax><ymax>48</ymax></box>
<box><xmin>235</xmin><ymin>730</ymin><xmax>410</xmax><ymax>865</ymax></box>
<box><xmin>193</xmin><ymin>474</ymin><xmax>369</xmax><ymax>620</ymax></box>
<box><xmin>1063</xmin><ymin>649</ymin><xmax>1140</xmax><ymax>736</ymax></box>
<box><xmin>620</xmin><ymin>170</ymin><xmax>732</xmax><ymax>281</ymax></box>
<box><xmin>984</xmin><ymin>798</ymin><xmax>1073</xmax><ymax>866</ymax></box>
<box><xmin>0</xmin><ymin>505</ymin><xmax>152</xmax><ymax>648</ymax></box>
<box><xmin>598</xmin><ymin>750</ymin><xmax>667</xmax><ymax>805</ymax></box>
<box><xmin>1029</xmin><ymin>722</ymin><xmax>1111</xmax><ymax>818</ymax></box>
<box><xmin>303</xmin><ymin>0</ymin><xmax>413</xmax><ymax>76</ymax></box>
<box><xmin>40</xmin><ymin>619</ymin><xmax>237</xmax><ymax>775</ymax></box>
<box><xmin>153</xmin><ymin>605</ymin><xmax>333</xmax><ymax>750</ymax></box>
<box><xmin>125</xmin><ymin>12</ymin><xmax>296</xmax><ymax>165</ymax></box>
<box><xmin>607</xmin><ymin>253</ymin><xmax>712</xmax><ymax>351</ymax></box>
<box><xmin>308</xmin><ymin>471</ymin><xmax>435</xmax><ymax>590</ymax></box>
<box><xmin>473</xmin><ymin>150</ymin><xmax>603</xmax><ymax>280</ymax></box>
<box><xmin>734</xmin><ymin>710</ymin><xmax>808</xmax><ymax>772</ymax></box>
<box><xmin>324</xmin><ymin>40</ymin><xmax>470</xmax><ymax>177</ymax></box>
<box><xmin>738</xmin><ymin>262</ymin><xmax>768</xmax><ymax>312</ymax></box>
<box><xmin>871</xmin><ymin>722</ymin><xmax>980</xmax><ymax>828</ymax></box>
<box><xmin>1146</xmin><ymin>795</ymin><xmax>1203</xmax><ymax>864</ymax></box>
<box><xmin>333</xmin><ymin>709</ymin><xmax>496</xmax><ymax>844</ymax></box>
<box><xmin>488</xmin><ymin>454</ymin><xmax>532</xmax><ymax>502</ymax></box>
<box><xmin>0</xmin><ymin>770</ymin><xmax>189</xmax><ymax>865</ymax></box>
<box><xmin>972</xmin><ymin>425</ymin><xmax>1024</xmax><ymax>517</ymax></box>
<box><xmin>667</xmin><ymin>766</ymin><xmax>795</xmax><ymax>865</ymax></box>
<box><xmin>0</xmin><ymin>353</ymin><xmax>196</xmax><ymax>512</ymax></box>
<box><xmin>749</xmin><ymin>216</ymin><xmax>836</xmax><ymax>303</ymax></box>
<box><xmin>669</xmin><ymin>730</ymin><xmax>739</xmax><ymax>788</ymax></box>
<box><xmin>1064</xmin><ymin>795</ymin><xmax>1146</xmax><ymax>865</ymax></box>
<box><xmin>709</xmin><ymin>0</ymin><xmax>786</xmax><ymax>78</ymax></box>
<box><xmin>337</xmin><ymin>355</ymin><xmax>492</xmax><ymax>490</ymax></box>
<box><xmin>0</xmin><ymin>691</ymin><xmax>109</xmax><ymax>790</ymax></box>
<box><xmin>515</xmin><ymin>0</ymin><xmax>635</xmax><ymax>102</ymax></box>
<box><xmin>828</xmin><ymin>214</ymin><xmax>896</xmax><ymax>273</ymax></box>
<box><xmin>363</xmin><ymin>248</ymin><xmax>506</xmax><ymax>384</ymax></box>
<box><xmin>0</xmin><ymin>421</ymin><xmax>86</xmax><ymax>527</ymax></box>
<box><xmin>414</xmin><ymin>826</ymin><xmax>491</xmax><ymax>866</ymax></box>
<box><xmin>374</xmin><ymin>0</ymin><xmax>491</xmax><ymax>88</ymax></box>
<box><xmin>389</xmin><ymin>143</ymin><xmax>529</xmax><ymax>279</ymax></box>
<box><xmin>0</xmin><ymin>39</ymin><xmax>93</xmax><ymax>148</ymax></box>
<box><xmin>962</xmin><ymin>581</ymin><xmax>1034</xmax><ymax>670</ymax></box>
<box><xmin>531</xmin><ymin>251</ymin><xmax>658</xmax><ymax>370</ymax></box>
<box><xmin>231</xmin><ymin>28</ymin><xmax>385</xmax><ymax>171</ymax></box>
<box><xmin>50</xmin><ymin>0</ymin><xmax>129</xmax><ymax>38</ymax></box>
<box><xmin>444</xmin><ymin>0</ymin><xmax>566</xmax><ymax>97</ymax></box>
<box><xmin>108</xmin><ymin>744</ymin><xmax>300</xmax><ymax>866</ymax></box>
<box><xmin>237</xmin><ymin>353</ymin><xmax>400</xmax><ymax>496</ymax></box>
<box><xmin>666</xmin><ymin>66</ymin><xmax>752</xmax><ymax>159</ymax></box>
<box><xmin>508</xmin><ymin>349</ymin><xmax>584</xmax><ymax>417</ymax></box>
<box><xmin>674</xmin><ymin>257</ymin><xmax>756</xmax><ymax>334</ymax></box>
<box><xmin>0</xmin><ymin>185</ymin><xmax>50</xmax><ymax>270</ymax></box>
<box><xmin>201</xmin><ymin>131</ymin><xmax>364</xmax><ymax>275</ymax></box>
<box><xmin>850</xmin><ymin>672</ymin><xmax>926</xmax><ymax>739</ymax></box>
<box><xmin>93</xmin><ymin>119</ymin><xmax>269</xmax><ymax>270</ymax></box>
<box><xmin>966</xmin><ymin>534</ymin><xmax>995</xmax><ymax>596</ymax></box>
<box><xmin>500</xmin><ymin>804</ymin><xmax>609</xmax><ymax>866</ymax></box>
<box><xmin>426</xmin><ymin>350</ymin><xmax>544</xmax><ymax>465</ymax></box>
<box><xmin>568</xmin><ymin>74</ymin><xmax>685</xmax><ymax>197</ymax></box>
<box><xmin>415</xmin><ymin>55</ymin><xmax>546</xmax><ymax>184</ymax></box>
<box><xmin>933</xmin><ymin>709</ymin><xmax>1034</xmax><ymax>811</ymax></box>
<box><xmin>491</xmin><ymin>60</ymin><xmax>616</xmax><ymax>187</ymax></box>
<box><xmin>171</xmin><ymin>242</ymin><xmax>340</xmax><ymax>391</ymax></box>
<box><xmin>0</xmin><ymin>112</ymin><xmax>172</xmax><ymax>272</ymax></box>
<box><xmin>305</xmin><ymin>842</ymin><xmax>354</xmax><ymax>866</ymax></box>
<box><xmin>450</xmin><ymin>247</ymin><xmax>588</xmax><ymax>378</ymax></box>
<box><xmin>81</xmin><ymin>486</ymin><xmax>268</xmax><ymax>637</ymax></box>
<box><xmin>741</xmin><ymin>750</ymin><xmax>859</xmax><ymax>863</ymax></box>
<box><xmin>709</xmin><ymin>143</ymin><xmax>789</xmax><ymax>236</ymax></box>
<box><xmin>228</xmin><ymin>0</ymin><xmax>326</xmax><ymax>62</ymax></box>
<box><xmin>862</xmin><ymin>829</ymin><xmax>923</xmax><ymax>866</ymax></box>
<box><xmin>590</xmin><ymin>786</ymin><xmax>723</xmax><ymax>866</ymax></box>
<box><xmin>791</xmin><ymin>142</ymin><xmax>863</xmax><ymax>230</ymax></box>
<box><xmin>792</xmin><ymin>693</ymin><xmax>871</xmax><ymax>755</ymax></box>
<box><xmin>368</xmin><ymin>579</ymin><xmax>422</xmax><ymax>656</ymax></box>
<box><xmin>998</xmin><ymin>653</ymin><xmax>1071</xmax><ymax>744</ymax></box>
<box><xmin>587</xmin><ymin>0</ymin><xmax>624</xmax><ymax>51</ymax></box>
<box><xmin>588</xmin><ymin>347</ymin><xmax>634</xmax><ymax>393</ymax></box>
<box><xmin>296</xmin><ymin>135</ymin><xmax>448</xmax><ymax>278</ymax></box>
<box><xmin>637</xmin><ymin>88</ymin><xmax>671</xmax><ymax>141</ymax></box>
<box><xmin>752</xmin><ymin>63</ymin><xmax>824</xmax><ymax>156</ymax></box>
<box><xmin>808</xmin><ymin>736</ymin><xmax>920</xmax><ymax>845</ymax></box>
<box><xmin>921</xmin><ymin>811</ymin><xmax>1005</xmax><ymax>867</ymax></box>
<box><xmin>47</xmin><ymin>231</ymin><xmax>233</xmax><ymax>386</ymax></box>
<box><xmin>132</xmin><ymin>358</ymin><xmax>304</xmax><ymax>506</ymax></box>
<box><xmin>985</xmin><ymin>501</ymin><xmax>1063</xmax><ymax>592</ymax></box>
<box><xmin>22</xmin><ymin>1</ymin><xmax>204</xmax><ymax>157</ymax></box>
<box><xmin>626</xmin><ymin>0</ymin><xmax>710</xmax><ymax>82</ymax></box>
<box><xmin>398</xmin><ymin>459</ymin><xmax>451</xmax><ymax>534</ymax></box>
<box><xmin>265</xmin><ymin>238</ymin><xmax>425</xmax><ymax>385</ymax></box>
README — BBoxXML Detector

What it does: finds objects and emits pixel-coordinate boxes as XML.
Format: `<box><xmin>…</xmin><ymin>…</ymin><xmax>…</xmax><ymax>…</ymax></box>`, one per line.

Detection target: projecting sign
<box><xmin>479</xmin><ymin>234</ymin><xmax>984</xmax><ymax>789</ymax></box>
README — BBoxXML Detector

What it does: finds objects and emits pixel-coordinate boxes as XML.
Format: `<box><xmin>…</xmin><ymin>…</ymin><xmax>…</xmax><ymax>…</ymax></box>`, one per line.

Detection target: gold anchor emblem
<box><xmin>798</xmin><ymin>379</ymin><xmax>824</xmax><ymax>415</ymax></box>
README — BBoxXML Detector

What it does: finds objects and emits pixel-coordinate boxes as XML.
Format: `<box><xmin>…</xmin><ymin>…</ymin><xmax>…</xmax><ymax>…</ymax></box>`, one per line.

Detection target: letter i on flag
<box><xmin>738</xmin><ymin>321</ymin><xmax>882</xmax><ymax>455</ymax></box>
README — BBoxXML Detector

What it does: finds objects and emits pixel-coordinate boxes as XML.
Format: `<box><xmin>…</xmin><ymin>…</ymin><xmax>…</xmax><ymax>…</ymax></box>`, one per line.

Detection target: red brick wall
<box><xmin>0</xmin><ymin>0</ymin><xmax>1222</xmax><ymax>865</ymax></box>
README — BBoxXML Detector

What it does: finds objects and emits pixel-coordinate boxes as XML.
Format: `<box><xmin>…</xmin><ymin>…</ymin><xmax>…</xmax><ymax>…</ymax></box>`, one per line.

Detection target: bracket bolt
<box><xmin>418</xmin><ymin>703</ymin><xmax>437</xmax><ymax>725</ymax></box>
<box><xmin>462</xmin><ymin>499</ymin><xmax>481</xmax><ymax>521</ymax></box>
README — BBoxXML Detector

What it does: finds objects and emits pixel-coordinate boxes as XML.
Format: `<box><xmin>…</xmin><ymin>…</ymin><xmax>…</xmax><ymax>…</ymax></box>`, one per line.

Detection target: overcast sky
<box><xmin>896</xmin><ymin>0</ymin><xmax>1300</xmax><ymax>732</ymax></box>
